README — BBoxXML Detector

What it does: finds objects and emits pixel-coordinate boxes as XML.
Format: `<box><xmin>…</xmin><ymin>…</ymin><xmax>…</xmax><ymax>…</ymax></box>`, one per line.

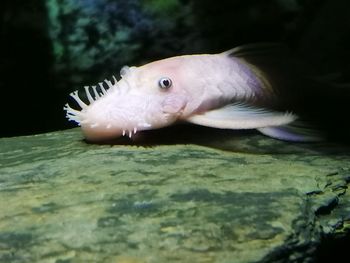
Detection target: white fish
<box><xmin>64</xmin><ymin>43</ymin><xmax>324</xmax><ymax>142</ymax></box>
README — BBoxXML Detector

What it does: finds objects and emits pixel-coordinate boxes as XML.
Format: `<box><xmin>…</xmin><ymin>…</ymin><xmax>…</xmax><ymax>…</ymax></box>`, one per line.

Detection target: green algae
<box><xmin>0</xmin><ymin>128</ymin><xmax>349</xmax><ymax>262</ymax></box>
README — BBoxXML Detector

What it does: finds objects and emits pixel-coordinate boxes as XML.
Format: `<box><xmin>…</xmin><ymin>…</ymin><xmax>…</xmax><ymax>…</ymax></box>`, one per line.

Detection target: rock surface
<box><xmin>0</xmin><ymin>127</ymin><xmax>349</xmax><ymax>263</ymax></box>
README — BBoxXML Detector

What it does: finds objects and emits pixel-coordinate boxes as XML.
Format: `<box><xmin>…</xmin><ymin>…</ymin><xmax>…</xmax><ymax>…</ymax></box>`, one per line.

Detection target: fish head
<box><xmin>64</xmin><ymin>59</ymin><xmax>189</xmax><ymax>142</ymax></box>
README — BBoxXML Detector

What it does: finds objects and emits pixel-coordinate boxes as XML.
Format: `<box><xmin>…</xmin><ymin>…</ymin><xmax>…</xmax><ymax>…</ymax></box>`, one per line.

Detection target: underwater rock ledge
<box><xmin>0</xmin><ymin>127</ymin><xmax>349</xmax><ymax>263</ymax></box>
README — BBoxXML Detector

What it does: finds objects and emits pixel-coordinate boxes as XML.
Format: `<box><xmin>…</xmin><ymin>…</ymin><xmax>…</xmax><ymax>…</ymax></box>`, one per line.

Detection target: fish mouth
<box><xmin>64</xmin><ymin>76</ymin><xmax>153</xmax><ymax>142</ymax></box>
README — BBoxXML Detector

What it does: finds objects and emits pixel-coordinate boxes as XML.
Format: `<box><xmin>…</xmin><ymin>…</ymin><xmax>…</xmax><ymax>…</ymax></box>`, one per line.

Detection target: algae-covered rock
<box><xmin>0</xmin><ymin>127</ymin><xmax>349</xmax><ymax>262</ymax></box>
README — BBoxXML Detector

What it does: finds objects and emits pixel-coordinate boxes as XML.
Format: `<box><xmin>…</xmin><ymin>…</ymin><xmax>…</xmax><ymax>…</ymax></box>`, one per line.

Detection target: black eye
<box><xmin>158</xmin><ymin>77</ymin><xmax>172</xmax><ymax>89</ymax></box>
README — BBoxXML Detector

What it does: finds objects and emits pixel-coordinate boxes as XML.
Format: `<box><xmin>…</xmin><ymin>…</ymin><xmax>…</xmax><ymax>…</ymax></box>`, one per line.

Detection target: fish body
<box><xmin>64</xmin><ymin>44</ymin><xmax>322</xmax><ymax>142</ymax></box>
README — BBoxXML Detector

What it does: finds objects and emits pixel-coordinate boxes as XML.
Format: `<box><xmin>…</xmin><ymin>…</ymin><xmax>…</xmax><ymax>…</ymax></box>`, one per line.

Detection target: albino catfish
<box><xmin>64</xmin><ymin>43</ymin><xmax>329</xmax><ymax>142</ymax></box>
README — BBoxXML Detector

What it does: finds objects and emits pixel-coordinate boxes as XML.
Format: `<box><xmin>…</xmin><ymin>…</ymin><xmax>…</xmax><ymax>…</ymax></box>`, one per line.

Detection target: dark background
<box><xmin>1</xmin><ymin>0</ymin><xmax>349</xmax><ymax>138</ymax></box>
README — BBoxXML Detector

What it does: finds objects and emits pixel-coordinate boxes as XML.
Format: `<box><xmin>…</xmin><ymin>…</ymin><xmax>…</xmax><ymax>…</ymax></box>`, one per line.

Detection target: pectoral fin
<box><xmin>186</xmin><ymin>103</ymin><xmax>297</xmax><ymax>129</ymax></box>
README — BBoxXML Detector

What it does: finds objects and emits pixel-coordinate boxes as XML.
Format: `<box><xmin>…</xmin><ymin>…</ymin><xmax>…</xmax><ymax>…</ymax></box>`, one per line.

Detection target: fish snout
<box><xmin>64</xmin><ymin>77</ymin><xmax>188</xmax><ymax>142</ymax></box>
<box><xmin>79</xmin><ymin>94</ymin><xmax>187</xmax><ymax>142</ymax></box>
<box><xmin>80</xmin><ymin>93</ymin><xmax>156</xmax><ymax>141</ymax></box>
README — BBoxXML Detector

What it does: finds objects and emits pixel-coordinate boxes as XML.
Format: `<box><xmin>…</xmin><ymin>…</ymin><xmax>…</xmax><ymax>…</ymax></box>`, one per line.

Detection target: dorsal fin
<box><xmin>221</xmin><ymin>43</ymin><xmax>289</xmax><ymax>58</ymax></box>
<box><xmin>221</xmin><ymin>42</ymin><xmax>314</xmax><ymax>113</ymax></box>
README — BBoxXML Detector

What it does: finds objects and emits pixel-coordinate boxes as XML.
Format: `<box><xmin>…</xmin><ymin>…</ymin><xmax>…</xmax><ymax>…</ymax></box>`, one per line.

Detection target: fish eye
<box><xmin>158</xmin><ymin>77</ymin><xmax>172</xmax><ymax>90</ymax></box>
